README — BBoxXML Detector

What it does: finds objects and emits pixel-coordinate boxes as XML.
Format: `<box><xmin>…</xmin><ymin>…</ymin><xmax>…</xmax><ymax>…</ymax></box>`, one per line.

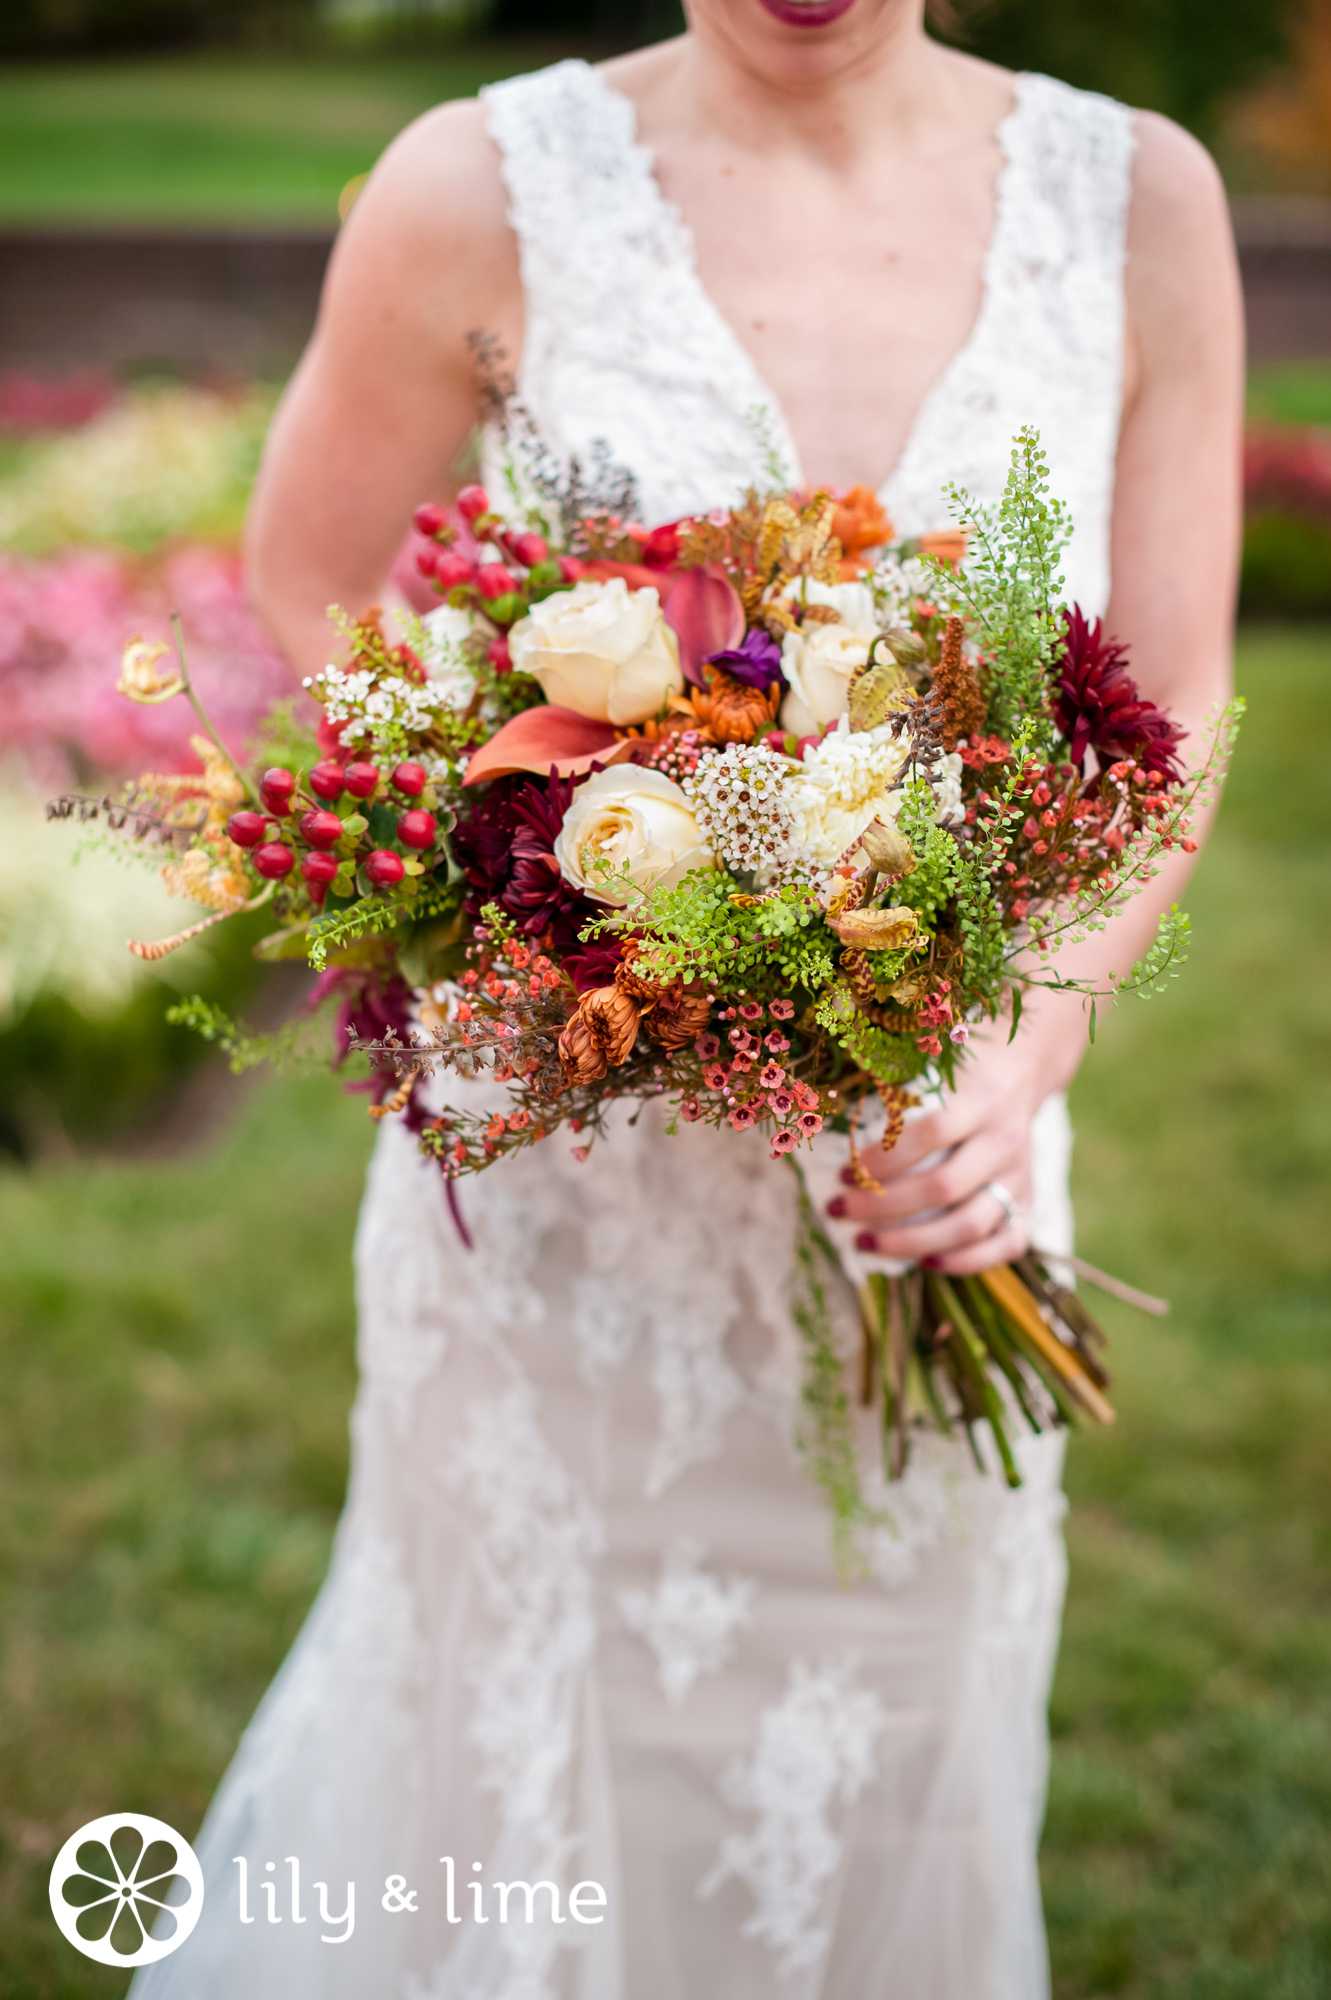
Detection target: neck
<box><xmin>672</xmin><ymin>0</ymin><xmax>950</xmax><ymax>161</ymax></box>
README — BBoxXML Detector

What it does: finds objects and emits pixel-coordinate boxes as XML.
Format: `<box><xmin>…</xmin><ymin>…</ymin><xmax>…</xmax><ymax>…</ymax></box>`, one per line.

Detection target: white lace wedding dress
<box><xmin>134</xmin><ymin>58</ymin><xmax>1134</xmax><ymax>2000</ymax></box>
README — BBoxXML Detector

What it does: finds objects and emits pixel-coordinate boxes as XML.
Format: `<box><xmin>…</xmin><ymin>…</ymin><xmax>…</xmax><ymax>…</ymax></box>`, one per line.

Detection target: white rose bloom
<box><xmin>508</xmin><ymin>577</ymin><xmax>683</xmax><ymax>726</ymax></box>
<box><xmin>788</xmin><ymin>722</ymin><xmax>912</xmax><ymax>869</ymax></box>
<box><xmin>420</xmin><ymin>603</ymin><xmax>477</xmax><ymax>706</ymax></box>
<box><xmin>554</xmin><ymin>766</ymin><xmax>713</xmax><ymax>904</ymax></box>
<box><xmin>778</xmin><ymin>579</ymin><xmax>881</xmax><ymax>737</ymax></box>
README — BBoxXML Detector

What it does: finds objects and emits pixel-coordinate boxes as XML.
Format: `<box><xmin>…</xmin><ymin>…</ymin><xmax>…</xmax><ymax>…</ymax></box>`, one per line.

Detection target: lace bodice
<box><xmin>482</xmin><ymin>58</ymin><xmax>1135</xmax><ymax>618</ymax></box>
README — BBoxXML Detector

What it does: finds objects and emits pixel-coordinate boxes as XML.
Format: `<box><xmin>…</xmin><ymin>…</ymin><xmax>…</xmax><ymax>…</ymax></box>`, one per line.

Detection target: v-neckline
<box><xmin>584</xmin><ymin>62</ymin><xmax>1028</xmax><ymax>506</ymax></box>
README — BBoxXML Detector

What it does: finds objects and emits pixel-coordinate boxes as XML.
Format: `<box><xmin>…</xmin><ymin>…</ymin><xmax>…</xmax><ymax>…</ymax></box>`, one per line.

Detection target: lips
<box><xmin>756</xmin><ymin>0</ymin><xmax>858</xmax><ymax>23</ymax></box>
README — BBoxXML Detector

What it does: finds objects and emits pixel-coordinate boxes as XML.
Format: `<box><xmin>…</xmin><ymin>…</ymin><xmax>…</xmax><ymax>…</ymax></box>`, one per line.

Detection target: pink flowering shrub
<box><xmin>1245</xmin><ymin>423</ymin><xmax>1331</xmax><ymax>522</ymax></box>
<box><xmin>0</xmin><ymin>369</ymin><xmax>117</xmax><ymax>436</ymax></box>
<box><xmin>0</xmin><ymin>544</ymin><xmax>301</xmax><ymax>791</ymax></box>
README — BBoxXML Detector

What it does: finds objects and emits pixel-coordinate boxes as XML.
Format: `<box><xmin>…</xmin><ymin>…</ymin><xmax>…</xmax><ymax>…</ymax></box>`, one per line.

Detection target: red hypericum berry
<box><xmin>391</xmin><ymin>760</ymin><xmax>428</xmax><ymax>796</ymax></box>
<box><xmin>364</xmin><ymin>849</ymin><xmax>405</xmax><ymax>887</ymax></box>
<box><xmin>413</xmin><ymin>501</ymin><xmax>448</xmax><ymax>539</ymax></box>
<box><xmin>308</xmin><ymin>758</ymin><xmax>346</xmax><ymax>802</ymax></box>
<box><xmin>558</xmin><ymin>556</ymin><xmax>586</xmax><ymax>583</ymax></box>
<box><xmin>298</xmin><ymin>808</ymin><xmax>343</xmax><ymax>849</ymax></box>
<box><xmin>415</xmin><ymin>546</ymin><xmax>438</xmax><ymax>579</ymax></box>
<box><xmin>476</xmin><ymin>564</ymin><xmax>516</xmax><ymax>599</ymax></box>
<box><xmin>253</xmin><ymin>841</ymin><xmax>295</xmax><ymax>879</ymax></box>
<box><xmin>512</xmin><ymin>531</ymin><xmax>548</xmax><ymax>567</ymax></box>
<box><xmin>457</xmin><ymin>484</ymin><xmax>489</xmax><ymax>523</ymax></box>
<box><xmin>434</xmin><ymin>551</ymin><xmax>474</xmax><ymax>590</ymax></box>
<box><xmin>343</xmin><ymin>761</ymin><xmax>380</xmax><ymax>799</ymax></box>
<box><xmin>488</xmin><ymin>636</ymin><xmax>511</xmax><ymax>675</ymax></box>
<box><xmin>397</xmin><ymin>809</ymin><xmax>437</xmax><ymax>851</ymax></box>
<box><xmin>258</xmin><ymin>767</ymin><xmax>295</xmax><ymax>814</ymax></box>
<box><xmin>301</xmin><ymin>849</ymin><xmax>340</xmax><ymax>888</ymax></box>
<box><xmin>226</xmin><ymin>810</ymin><xmax>269</xmax><ymax>848</ymax></box>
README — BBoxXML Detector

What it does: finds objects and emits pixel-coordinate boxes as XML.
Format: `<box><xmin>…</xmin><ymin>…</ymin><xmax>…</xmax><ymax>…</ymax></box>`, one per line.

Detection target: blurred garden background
<box><xmin>0</xmin><ymin>2</ymin><xmax>1329</xmax><ymax>1995</ymax></box>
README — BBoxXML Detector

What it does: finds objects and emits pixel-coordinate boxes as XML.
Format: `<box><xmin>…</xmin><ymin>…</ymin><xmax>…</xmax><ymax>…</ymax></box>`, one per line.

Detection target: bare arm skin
<box><xmin>244</xmin><ymin>99</ymin><xmax>522</xmax><ymax>678</ymax></box>
<box><xmin>844</xmin><ymin>113</ymin><xmax>1244</xmax><ymax>1270</ymax></box>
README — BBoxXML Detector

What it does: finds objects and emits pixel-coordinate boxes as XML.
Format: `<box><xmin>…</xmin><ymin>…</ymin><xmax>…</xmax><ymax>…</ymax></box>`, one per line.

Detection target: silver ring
<box><xmin>984</xmin><ymin>1180</ymin><xmax>1024</xmax><ymax>1230</ymax></box>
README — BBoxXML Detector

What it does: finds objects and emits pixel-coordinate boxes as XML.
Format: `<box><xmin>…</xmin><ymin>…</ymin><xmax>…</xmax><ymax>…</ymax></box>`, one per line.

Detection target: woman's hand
<box><xmin>828</xmin><ymin>1025</ymin><xmax>1063</xmax><ymax>1276</ymax></box>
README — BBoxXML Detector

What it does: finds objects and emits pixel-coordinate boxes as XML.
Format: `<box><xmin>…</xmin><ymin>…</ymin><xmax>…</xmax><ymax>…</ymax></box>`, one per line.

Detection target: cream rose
<box><xmin>508</xmin><ymin>577</ymin><xmax>683</xmax><ymax>726</ymax></box>
<box><xmin>778</xmin><ymin>580</ymin><xmax>881</xmax><ymax>737</ymax></box>
<box><xmin>554</xmin><ymin>766</ymin><xmax>713</xmax><ymax>904</ymax></box>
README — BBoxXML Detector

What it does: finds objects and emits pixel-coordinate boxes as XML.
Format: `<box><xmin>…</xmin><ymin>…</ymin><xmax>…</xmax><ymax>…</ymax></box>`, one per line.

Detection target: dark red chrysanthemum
<box><xmin>1054</xmin><ymin>607</ymin><xmax>1185</xmax><ymax>782</ymax></box>
<box><xmin>452</xmin><ymin>769</ymin><xmax>616</xmax><ymax>982</ymax></box>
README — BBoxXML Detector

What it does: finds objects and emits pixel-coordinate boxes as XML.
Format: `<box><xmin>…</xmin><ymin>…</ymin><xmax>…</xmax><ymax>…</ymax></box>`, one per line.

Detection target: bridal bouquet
<box><xmin>50</xmin><ymin>427</ymin><xmax>1239</xmax><ymax>1537</ymax></box>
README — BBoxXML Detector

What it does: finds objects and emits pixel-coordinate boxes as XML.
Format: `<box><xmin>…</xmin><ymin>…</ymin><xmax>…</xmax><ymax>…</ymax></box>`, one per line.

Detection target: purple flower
<box><xmin>704</xmin><ymin>626</ymin><xmax>785</xmax><ymax>692</ymax></box>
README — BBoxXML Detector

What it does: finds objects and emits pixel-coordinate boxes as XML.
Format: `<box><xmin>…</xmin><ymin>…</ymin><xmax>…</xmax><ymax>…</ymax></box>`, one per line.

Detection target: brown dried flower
<box><xmin>643</xmin><ymin>981</ymin><xmax>712</xmax><ymax>1050</ymax></box>
<box><xmin>613</xmin><ymin>941</ymin><xmax>660</xmax><ymax>1006</ymax></box>
<box><xmin>932</xmin><ymin>613</ymin><xmax>987</xmax><ymax>752</ymax></box>
<box><xmin>558</xmin><ymin>985</ymin><xmax>643</xmax><ymax>1086</ymax></box>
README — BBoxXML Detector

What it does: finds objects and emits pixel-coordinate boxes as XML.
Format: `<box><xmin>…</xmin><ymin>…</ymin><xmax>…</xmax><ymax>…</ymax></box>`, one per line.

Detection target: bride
<box><xmin>134</xmin><ymin>2</ymin><xmax>1240</xmax><ymax>1994</ymax></box>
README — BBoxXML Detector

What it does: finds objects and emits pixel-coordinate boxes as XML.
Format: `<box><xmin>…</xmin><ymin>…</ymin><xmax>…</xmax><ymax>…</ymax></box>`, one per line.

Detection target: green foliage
<box><xmin>946</xmin><ymin>0</ymin><xmax>1289</xmax><ymax>139</ymax></box>
<box><xmin>892</xmin><ymin>782</ymin><xmax>960</xmax><ymax>924</ymax></box>
<box><xmin>1241</xmin><ymin>514</ymin><xmax>1331</xmax><ymax>619</ymax></box>
<box><xmin>245</xmin><ymin>694</ymin><xmax>320</xmax><ymax>775</ymax></box>
<box><xmin>932</xmin><ymin>428</ymin><xmax>1070</xmax><ymax>746</ymax></box>
<box><xmin>788</xmin><ymin>1165</ymin><xmax>880</xmax><ymax>1575</ymax></box>
<box><xmin>304</xmin><ymin>895</ymin><xmax>400</xmax><ymax>972</ymax></box>
<box><xmin>613</xmin><ymin>873</ymin><xmax>838</xmax><ymax>1000</ymax></box>
<box><xmin>163</xmin><ymin>994</ymin><xmax>331</xmax><ymax>1074</ymax></box>
<box><xmin>1114</xmin><ymin>903</ymin><xmax>1192</xmax><ymax>998</ymax></box>
<box><xmin>813</xmin><ymin>985</ymin><xmax>929</xmax><ymax>1087</ymax></box>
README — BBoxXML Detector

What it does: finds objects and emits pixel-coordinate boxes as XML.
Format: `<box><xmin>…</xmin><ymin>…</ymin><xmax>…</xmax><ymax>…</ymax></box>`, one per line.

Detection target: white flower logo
<box><xmin>49</xmin><ymin>1813</ymin><xmax>204</xmax><ymax>1966</ymax></box>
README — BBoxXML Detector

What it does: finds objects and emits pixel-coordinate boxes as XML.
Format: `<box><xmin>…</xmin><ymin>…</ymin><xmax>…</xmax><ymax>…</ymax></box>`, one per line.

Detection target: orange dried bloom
<box><xmin>833</xmin><ymin>486</ymin><xmax>893</xmax><ymax>576</ymax></box>
<box><xmin>644</xmin><ymin>981</ymin><xmax>713</xmax><ymax>1050</ymax></box>
<box><xmin>558</xmin><ymin>984</ymin><xmax>642</xmax><ymax>1086</ymax></box>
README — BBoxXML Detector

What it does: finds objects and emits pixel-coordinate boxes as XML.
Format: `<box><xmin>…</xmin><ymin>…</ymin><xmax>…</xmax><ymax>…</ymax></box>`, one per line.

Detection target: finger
<box><xmin>926</xmin><ymin>1223</ymin><xmax>1032</xmax><ymax>1277</ymax></box>
<box><xmin>849</xmin><ymin>1185</ymin><xmax>1027</xmax><ymax>1265</ymax></box>
<box><xmin>832</xmin><ymin>1132</ymin><xmax>1028</xmax><ymax>1226</ymax></box>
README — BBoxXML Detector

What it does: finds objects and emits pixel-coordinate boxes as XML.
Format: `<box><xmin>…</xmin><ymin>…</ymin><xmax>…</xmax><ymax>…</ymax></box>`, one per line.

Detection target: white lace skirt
<box><xmin>131</xmin><ymin>1094</ymin><xmax>1073</xmax><ymax>2000</ymax></box>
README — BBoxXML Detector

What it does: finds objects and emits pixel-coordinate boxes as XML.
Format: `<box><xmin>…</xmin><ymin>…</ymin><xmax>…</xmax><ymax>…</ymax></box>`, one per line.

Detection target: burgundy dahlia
<box><xmin>1054</xmin><ymin>607</ymin><xmax>1185</xmax><ymax>782</ymax></box>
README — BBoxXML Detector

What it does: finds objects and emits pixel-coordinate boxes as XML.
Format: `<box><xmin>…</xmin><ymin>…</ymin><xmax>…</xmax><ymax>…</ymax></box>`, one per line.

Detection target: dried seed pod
<box><xmin>882</xmin><ymin>624</ymin><xmax>928</xmax><ymax>670</ymax></box>
<box><xmin>859</xmin><ymin>817</ymin><xmax>916</xmax><ymax>879</ymax></box>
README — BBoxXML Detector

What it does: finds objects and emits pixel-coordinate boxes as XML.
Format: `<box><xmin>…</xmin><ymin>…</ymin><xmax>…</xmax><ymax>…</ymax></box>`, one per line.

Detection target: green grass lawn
<box><xmin>0</xmin><ymin>625</ymin><xmax>1328</xmax><ymax>1995</ymax></box>
<box><xmin>0</xmin><ymin>43</ymin><xmax>581</xmax><ymax>223</ymax></box>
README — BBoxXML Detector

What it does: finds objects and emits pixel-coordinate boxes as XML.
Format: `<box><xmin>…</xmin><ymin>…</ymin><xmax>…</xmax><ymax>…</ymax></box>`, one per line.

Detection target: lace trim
<box><xmin>619</xmin><ymin>1541</ymin><xmax>756</xmax><ymax>1704</ymax></box>
<box><xmin>699</xmin><ymin>1655</ymin><xmax>884</xmax><ymax>1975</ymax></box>
<box><xmin>484</xmin><ymin>59</ymin><xmax>1133</xmax><ymax>618</ymax></box>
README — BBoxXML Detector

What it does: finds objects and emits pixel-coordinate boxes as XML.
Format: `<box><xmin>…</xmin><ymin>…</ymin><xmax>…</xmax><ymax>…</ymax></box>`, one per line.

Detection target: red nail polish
<box><xmin>826</xmin><ymin>1195</ymin><xmax>847</xmax><ymax>1218</ymax></box>
<box><xmin>854</xmin><ymin>1230</ymin><xmax>878</xmax><ymax>1253</ymax></box>
<box><xmin>838</xmin><ymin>1165</ymin><xmax>858</xmax><ymax>1187</ymax></box>
<box><xmin>922</xmin><ymin>1256</ymin><xmax>941</xmax><ymax>1269</ymax></box>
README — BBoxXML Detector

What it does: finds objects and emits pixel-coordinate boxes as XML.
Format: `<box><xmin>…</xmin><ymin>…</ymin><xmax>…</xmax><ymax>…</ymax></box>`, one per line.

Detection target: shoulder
<box><xmin>1123</xmin><ymin>111</ymin><xmax>1241</xmax><ymax>354</ymax></box>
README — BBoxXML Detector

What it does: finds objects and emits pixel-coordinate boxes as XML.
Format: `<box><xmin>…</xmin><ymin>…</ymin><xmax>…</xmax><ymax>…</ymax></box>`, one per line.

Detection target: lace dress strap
<box><xmin>481</xmin><ymin>60</ymin><xmax>799</xmax><ymax>527</ymax></box>
<box><xmin>884</xmin><ymin>71</ymin><xmax>1136</xmax><ymax>617</ymax></box>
